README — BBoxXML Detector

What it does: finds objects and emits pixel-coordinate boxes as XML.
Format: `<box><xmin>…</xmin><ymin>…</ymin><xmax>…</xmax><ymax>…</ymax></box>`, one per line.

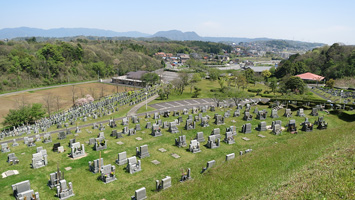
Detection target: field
<box><xmin>0</xmin><ymin>104</ymin><xmax>353</xmax><ymax>199</ymax></box>
<box><xmin>0</xmin><ymin>83</ymin><xmax>135</xmax><ymax>125</ymax></box>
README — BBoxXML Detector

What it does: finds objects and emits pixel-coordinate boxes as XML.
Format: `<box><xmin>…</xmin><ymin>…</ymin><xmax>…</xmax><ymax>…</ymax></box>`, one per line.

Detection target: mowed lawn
<box><xmin>0</xmin><ymin>105</ymin><xmax>353</xmax><ymax>199</ymax></box>
<box><xmin>0</xmin><ymin>83</ymin><xmax>136</xmax><ymax>125</ymax></box>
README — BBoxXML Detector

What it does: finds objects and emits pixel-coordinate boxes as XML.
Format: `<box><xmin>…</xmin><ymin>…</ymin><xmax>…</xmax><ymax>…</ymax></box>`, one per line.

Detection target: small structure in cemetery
<box><xmin>146</xmin><ymin>122</ymin><xmax>152</xmax><ymax>129</ymax></box>
<box><xmin>53</xmin><ymin>143</ymin><xmax>61</xmax><ymax>152</ymax></box>
<box><xmin>185</xmin><ymin>119</ymin><xmax>196</xmax><ymax>130</ymax></box>
<box><xmin>12</xmin><ymin>139</ymin><xmax>19</xmax><ymax>147</ymax></box>
<box><xmin>32</xmin><ymin>149</ymin><xmax>48</xmax><ymax>169</ymax></box>
<box><xmin>301</xmin><ymin>118</ymin><xmax>313</xmax><ymax>132</ymax></box>
<box><xmin>131</xmin><ymin>187</ymin><xmax>147</xmax><ymax>200</ymax></box>
<box><xmin>201</xmin><ymin>160</ymin><xmax>216</xmax><ymax>173</ymax></box>
<box><xmin>168</xmin><ymin>122</ymin><xmax>179</xmax><ymax>133</ymax></box>
<box><xmin>243</xmin><ymin>112</ymin><xmax>253</xmax><ymax>121</ymax></box>
<box><xmin>173</xmin><ymin>110</ymin><xmax>180</xmax><ymax>116</ymax></box>
<box><xmin>310</xmin><ymin>107</ymin><xmax>318</xmax><ymax>116</ymax></box>
<box><xmin>257</xmin><ymin>121</ymin><xmax>267</xmax><ymax>131</ymax></box>
<box><xmin>27</xmin><ymin>137</ymin><xmax>36</xmax><ymax>147</ymax></box>
<box><xmin>253</xmin><ymin>107</ymin><xmax>259</xmax><ymax>114</ymax></box>
<box><xmin>122</xmin><ymin>117</ymin><xmax>129</xmax><ymax>125</ymax></box>
<box><xmin>241</xmin><ymin>123</ymin><xmax>252</xmax><ymax>134</ymax></box>
<box><xmin>272</xmin><ymin>120</ymin><xmax>282</xmax><ymax>130</ymax></box>
<box><xmin>297</xmin><ymin>108</ymin><xmax>306</xmax><ymax>117</ymax></box>
<box><xmin>226</xmin><ymin>126</ymin><xmax>237</xmax><ymax>136</ymax></box>
<box><xmin>109</xmin><ymin>119</ymin><xmax>117</xmax><ymax>128</ymax></box>
<box><xmin>226</xmin><ymin>153</ymin><xmax>235</xmax><ymax>161</ymax></box>
<box><xmin>70</xmin><ymin>142</ymin><xmax>86</xmax><ymax>159</ymax></box>
<box><xmin>1</xmin><ymin>143</ymin><xmax>10</xmax><ymax>153</ymax></box>
<box><xmin>145</xmin><ymin>113</ymin><xmax>151</xmax><ymax>118</ymax></box>
<box><xmin>315</xmin><ymin>116</ymin><xmax>328</xmax><ymax>130</ymax></box>
<box><xmin>12</xmin><ymin>180</ymin><xmax>40</xmax><ymax>200</ymax></box>
<box><xmin>7</xmin><ymin>153</ymin><xmax>19</xmax><ymax>164</ymax></box>
<box><xmin>127</xmin><ymin>156</ymin><xmax>142</xmax><ymax>174</ymax></box>
<box><xmin>135</xmin><ymin>124</ymin><xmax>141</xmax><ymax>131</ymax></box>
<box><xmin>195</xmin><ymin>132</ymin><xmax>205</xmax><ymax>142</ymax></box>
<box><xmin>153</xmin><ymin>112</ymin><xmax>160</xmax><ymax>119</ymax></box>
<box><xmin>224</xmin><ymin>131</ymin><xmax>235</xmax><ymax>144</ymax></box>
<box><xmin>48</xmin><ymin>170</ymin><xmax>62</xmax><ymax>189</ymax></box>
<box><xmin>43</xmin><ymin>134</ymin><xmax>52</xmax><ymax>143</ymax></box>
<box><xmin>287</xmin><ymin>119</ymin><xmax>297</xmax><ymax>133</ymax></box>
<box><xmin>272</xmin><ymin>124</ymin><xmax>282</xmax><ymax>135</ymax></box>
<box><xmin>151</xmin><ymin>124</ymin><xmax>163</xmax><ymax>137</ymax></box>
<box><xmin>132</xmin><ymin>115</ymin><xmax>140</xmax><ymax>123</ymax></box>
<box><xmin>68</xmin><ymin>139</ymin><xmax>76</xmax><ymax>148</ymax></box>
<box><xmin>256</xmin><ymin>110</ymin><xmax>267</xmax><ymax>120</ymax></box>
<box><xmin>111</xmin><ymin>130</ymin><xmax>123</xmax><ymax>139</ymax></box>
<box><xmin>58</xmin><ymin>131</ymin><xmax>66</xmax><ymax>140</ymax></box>
<box><xmin>75</xmin><ymin>126</ymin><xmax>81</xmax><ymax>133</ymax></box>
<box><xmin>180</xmin><ymin>168</ymin><xmax>192</xmax><ymax>182</ymax></box>
<box><xmin>100</xmin><ymin>164</ymin><xmax>117</xmax><ymax>184</ymax></box>
<box><xmin>270</xmin><ymin>109</ymin><xmax>279</xmax><ymax>118</ymax></box>
<box><xmin>128</xmin><ymin>128</ymin><xmax>136</xmax><ymax>136</ymax></box>
<box><xmin>210</xmin><ymin>105</ymin><xmax>215</xmax><ymax>111</ymax></box>
<box><xmin>163</xmin><ymin>110</ymin><xmax>170</xmax><ymax>118</ymax></box>
<box><xmin>224</xmin><ymin>110</ymin><xmax>231</xmax><ymax>118</ymax></box>
<box><xmin>56</xmin><ymin>179</ymin><xmax>75</xmax><ymax>199</ymax></box>
<box><xmin>89</xmin><ymin>158</ymin><xmax>104</xmax><ymax>173</ymax></box>
<box><xmin>233</xmin><ymin>109</ymin><xmax>241</xmax><ymax>117</ymax></box>
<box><xmin>210</xmin><ymin>128</ymin><xmax>221</xmax><ymax>139</ymax></box>
<box><xmin>136</xmin><ymin>144</ymin><xmax>150</xmax><ymax>158</ymax></box>
<box><xmin>94</xmin><ymin>137</ymin><xmax>107</xmax><ymax>151</ymax></box>
<box><xmin>175</xmin><ymin>135</ymin><xmax>187</xmax><ymax>147</ymax></box>
<box><xmin>189</xmin><ymin>140</ymin><xmax>201</xmax><ymax>153</ymax></box>
<box><xmin>284</xmin><ymin>109</ymin><xmax>292</xmax><ymax>117</ymax></box>
<box><xmin>206</xmin><ymin>135</ymin><xmax>221</xmax><ymax>149</ymax></box>
<box><xmin>214</xmin><ymin>115</ymin><xmax>224</xmax><ymax>125</ymax></box>
<box><xmin>192</xmin><ymin>107</ymin><xmax>198</xmax><ymax>114</ymax></box>
<box><xmin>156</xmin><ymin>176</ymin><xmax>172</xmax><ymax>191</ymax></box>
<box><xmin>116</xmin><ymin>151</ymin><xmax>127</xmax><ymax>166</ymax></box>
<box><xmin>200</xmin><ymin>117</ymin><xmax>209</xmax><ymax>127</ymax></box>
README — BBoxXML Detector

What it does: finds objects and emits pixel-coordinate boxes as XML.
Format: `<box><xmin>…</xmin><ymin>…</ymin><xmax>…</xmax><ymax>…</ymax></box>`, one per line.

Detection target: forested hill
<box><xmin>275</xmin><ymin>43</ymin><xmax>355</xmax><ymax>79</ymax></box>
<box><xmin>0</xmin><ymin>38</ymin><xmax>232</xmax><ymax>92</ymax></box>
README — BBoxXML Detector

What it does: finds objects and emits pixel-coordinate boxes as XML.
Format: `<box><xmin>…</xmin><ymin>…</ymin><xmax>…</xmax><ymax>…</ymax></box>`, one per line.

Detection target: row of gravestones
<box><xmin>0</xmin><ymin>86</ymin><xmax>159</xmax><ymax>139</ymax></box>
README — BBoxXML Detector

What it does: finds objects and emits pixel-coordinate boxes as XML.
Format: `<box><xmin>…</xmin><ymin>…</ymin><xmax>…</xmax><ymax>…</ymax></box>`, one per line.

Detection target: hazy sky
<box><xmin>1</xmin><ymin>0</ymin><xmax>355</xmax><ymax>44</ymax></box>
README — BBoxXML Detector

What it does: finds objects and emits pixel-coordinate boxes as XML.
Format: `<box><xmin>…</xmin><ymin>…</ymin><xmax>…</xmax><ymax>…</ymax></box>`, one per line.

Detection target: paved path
<box><xmin>0</xmin><ymin>79</ymin><xmax>111</xmax><ymax>97</ymax></box>
<box><xmin>127</xmin><ymin>94</ymin><xmax>159</xmax><ymax>116</ymax></box>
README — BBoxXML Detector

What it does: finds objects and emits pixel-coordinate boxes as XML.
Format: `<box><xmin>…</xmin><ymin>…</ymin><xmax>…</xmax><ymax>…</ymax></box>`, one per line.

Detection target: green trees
<box><xmin>141</xmin><ymin>72</ymin><xmax>160</xmax><ymax>86</ymax></box>
<box><xmin>284</xmin><ymin>76</ymin><xmax>306</xmax><ymax>94</ymax></box>
<box><xmin>268</xmin><ymin>77</ymin><xmax>278</xmax><ymax>94</ymax></box>
<box><xmin>261</xmin><ymin>70</ymin><xmax>271</xmax><ymax>82</ymax></box>
<box><xmin>244</xmin><ymin>68</ymin><xmax>255</xmax><ymax>84</ymax></box>
<box><xmin>208</xmin><ymin>68</ymin><xmax>221</xmax><ymax>81</ymax></box>
<box><xmin>325</xmin><ymin>79</ymin><xmax>335</xmax><ymax>88</ymax></box>
<box><xmin>192</xmin><ymin>86</ymin><xmax>201</xmax><ymax>98</ymax></box>
<box><xmin>3</xmin><ymin>103</ymin><xmax>46</xmax><ymax>127</ymax></box>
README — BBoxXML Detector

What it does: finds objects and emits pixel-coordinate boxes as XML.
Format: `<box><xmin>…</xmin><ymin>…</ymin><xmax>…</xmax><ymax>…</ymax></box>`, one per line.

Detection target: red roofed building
<box><xmin>295</xmin><ymin>72</ymin><xmax>325</xmax><ymax>81</ymax></box>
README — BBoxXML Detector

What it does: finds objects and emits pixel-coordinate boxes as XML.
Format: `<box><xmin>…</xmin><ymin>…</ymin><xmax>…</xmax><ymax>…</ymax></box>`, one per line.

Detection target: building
<box><xmin>112</xmin><ymin>71</ymin><xmax>148</xmax><ymax>87</ymax></box>
<box><xmin>295</xmin><ymin>72</ymin><xmax>325</xmax><ymax>83</ymax></box>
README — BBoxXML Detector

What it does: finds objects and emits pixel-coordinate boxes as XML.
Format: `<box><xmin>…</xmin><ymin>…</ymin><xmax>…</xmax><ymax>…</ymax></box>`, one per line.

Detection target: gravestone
<box><xmin>226</xmin><ymin>126</ymin><xmax>237</xmax><ymax>136</ymax></box>
<box><xmin>162</xmin><ymin>121</ymin><xmax>169</xmax><ymax>129</ymax></box>
<box><xmin>88</xmin><ymin>138</ymin><xmax>96</xmax><ymax>145</ymax></box>
<box><xmin>135</xmin><ymin>124</ymin><xmax>141</xmax><ymax>131</ymax></box>
<box><xmin>311</xmin><ymin>107</ymin><xmax>318</xmax><ymax>116</ymax></box>
<box><xmin>146</xmin><ymin>122</ymin><xmax>152</xmax><ymax>129</ymax></box>
<box><xmin>195</xmin><ymin>132</ymin><xmax>205</xmax><ymax>142</ymax></box>
<box><xmin>257</xmin><ymin>121</ymin><xmax>267</xmax><ymax>131</ymax></box>
<box><xmin>94</xmin><ymin>137</ymin><xmax>107</xmax><ymax>151</ymax></box>
<box><xmin>253</xmin><ymin>107</ymin><xmax>259</xmax><ymax>114</ymax></box>
<box><xmin>1</xmin><ymin>143</ymin><xmax>10</xmax><ymax>153</ymax></box>
<box><xmin>48</xmin><ymin>170</ymin><xmax>62</xmax><ymax>189</ymax></box>
<box><xmin>202</xmin><ymin>160</ymin><xmax>216</xmax><ymax>173</ymax></box>
<box><xmin>175</xmin><ymin>135</ymin><xmax>187</xmax><ymax>147</ymax></box>
<box><xmin>111</xmin><ymin>130</ymin><xmax>123</xmax><ymax>139</ymax></box>
<box><xmin>224</xmin><ymin>110</ymin><xmax>231</xmax><ymax>118</ymax></box>
<box><xmin>270</xmin><ymin>109</ymin><xmax>279</xmax><ymax>118</ymax></box>
<box><xmin>243</xmin><ymin>112</ymin><xmax>253</xmax><ymax>121</ymax></box>
<box><xmin>200</xmin><ymin>117</ymin><xmax>209</xmax><ymax>127</ymax></box>
<box><xmin>242</xmin><ymin>123</ymin><xmax>252</xmax><ymax>134</ymax></box>
<box><xmin>58</xmin><ymin>146</ymin><xmax>65</xmax><ymax>153</ymax></box>
<box><xmin>12</xmin><ymin>180</ymin><xmax>40</xmax><ymax>200</ymax></box>
<box><xmin>256</xmin><ymin>110</ymin><xmax>267</xmax><ymax>120</ymax></box>
<box><xmin>116</xmin><ymin>151</ymin><xmax>127</xmax><ymax>166</ymax></box>
<box><xmin>128</xmin><ymin>128</ymin><xmax>136</xmax><ymax>136</ymax></box>
<box><xmin>214</xmin><ymin>115</ymin><xmax>224</xmax><ymax>125</ymax></box>
<box><xmin>211</xmin><ymin>128</ymin><xmax>221</xmax><ymax>139</ymax></box>
<box><xmin>233</xmin><ymin>109</ymin><xmax>240</xmax><ymax>117</ymax></box>
<box><xmin>210</xmin><ymin>105</ymin><xmax>215</xmax><ymax>112</ymax></box>
<box><xmin>180</xmin><ymin>168</ymin><xmax>192</xmax><ymax>182</ymax></box>
<box><xmin>43</xmin><ymin>134</ymin><xmax>52</xmax><ymax>144</ymax></box>
<box><xmin>35</xmin><ymin>134</ymin><xmax>41</xmax><ymax>142</ymax></box>
<box><xmin>71</xmin><ymin>142</ymin><xmax>85</xmax><ymax>159</ymax></box>
<box><xmin>151</xmin><ymin>124</ymin><xmax>162</xmax><ymax>137</ymax></box>
<box><xmin>297</xmin><ymin>108</ymin><xmax>306</xmax><ymax>117</ymax></box>
<box><xmin>301</xmin><ymin>118</ymin><xmax>313</xmax><ymax>132</ymax></box>
<box><xmin>32</xmin><ymin>150</ymin><xmax>48</xmax><ymax>169</ymax></box>
<box><xmin>100</xmin><ymin>164</ymin><xmax>117</xmax><ymax>183</ymax></box>
<box><xmin>27</xmin><ymin>137</ymin><xmax>36</xmax><ymax>147</ymax></box>
<box><xmin>24</xmin><ymin>137</ymin><xmax>29</xmax><ymax>145</ymax></box>
<box><xmin>127</xmin><ymin>156</ymin><xmax>142</xmax><ymax>174</ymax></box>
<box><xmin>226</xmin><ymin>153</ymin><xmax>235</xmax><ymax>161</ymax></box>
<box><xmin>12</xmin><ymin>139</ymin><xmax>19</xmax><ymax>147</ymax></box>
<box><xmin>273</xmin><ymin>124</ymin><xmax>282</xmax><ymax>135</ymax></box>
<box><xmin>178</xmin><ymin>116</ymin><xmax>183</xmax><ymax>124</ymax></box>
<box><xmin>75</xmin><ymin>126</ymin><xmax>81</xmax><ymax>133</ymax></box>
<box><xmin>68</xmin><ymin>138</ymin><xmax>76</xmax><ymax>148</ymax></box>
<box><xmin>122</xmin><ymin>117</ymin><xmax>129</xmax><ymax>125</ymax></box>
<box><xmin>145</xmin><ymin>113</ymin><xmax>150</xmax><ymax>118</ymax></box>
<box><xmin>97</xmin><ymin>132</ymin><xmax>105</xmax><ymax>139</ymax></box>
<box><xmin>109</xmin><ymin>119</ymin><xmax>117</xmax><ymax>128</ymax></box>
<box><xmin>185</xmin><ymin>119</ymin><xmax>196</xmax><ymax>130</ymax></box>
<box><xmin>153</xmin><ymin>112</ymin><xmax>160</xmax><ymax>119</ymax></box>
<box><xmin>156</xmin><ymin>176</ymin><xmax>172</xmax><ymax>191</ymax></box>
<box><xmin>58</xmin><ymin>131</ymin><xmax>66</xmax><ymax>140</ymax></box>
<box><xmin>132</xmin><ymin>115</ymin><xmax>140</xmax><ymax>124</ymax></box>
<box><xmin>284</xmin><ymin>109</ymin><xmax>292</xmax><ymax>117</ymax></box>
<box><xmin>192</xmin><ymin>107</ymin><xmax>198</xmax><ymax>114</ymax></box>
<box><xmin>93</xmin><ymin>123</ymin><xmax>98</xmax><ymax>129</ymax></box>
<box><xmin>89</xmin><ymin>158</ymin><xmax>104</xmax><ymax>173</ymax></box>
<box><xmin>206</xmin><ymin>135</ymin><xmax>220</xmax><ymax>149</ymax></box>
<box><xmin>136</xmin><ymin>145</ymin><xmax>150</xmax><ymax>158</ymax></box>
<box><xmin>315</xmin><ymin>117</ymin><xmax>328</xmax><ymax>130</ymax></box>
<box><xmin>56</xmin><ymin>179</ymin><xmax>75</xmax><ymax>199</ymax></box>
<box><xmin>189</xmin><ymin>140</ymin><xmax>201</xmax><ymax>153</ymax></box>
<box><xmin>287</xmin><ymin>119</ymin><xmax>297</xmax><ymax>133</ymax></box>
<box><xmin>53</xmin><ymin>143</ymin><xmax>61</xmax><ymax>152</ymax></box>
<box><xmin>131</xmin><ymin>187</ymin><xmax>147</xmax><ymax>200</ymax></box>
<box><xmin>224</xmin><ymin>131</ymin><xmax>235</xmax><ymax>144</ymax></box>
<box><xmin>163</xmin><ymin>110</ymin><xmax>170</xmax><ymax>118</ymax></box>
<box><xmin>7</xmin><ymin>153</ymin><xmax>19</xmax><ymax>164</ymax></box>
<box><xmin>168</xmin><ymin>122</ymin><xmax>179</xmax><ymax>133</ymax></box>
<box><xmin>173</xmin><ymin>110</ymin><xmax>180</xmax><ymax>116</ymax></box>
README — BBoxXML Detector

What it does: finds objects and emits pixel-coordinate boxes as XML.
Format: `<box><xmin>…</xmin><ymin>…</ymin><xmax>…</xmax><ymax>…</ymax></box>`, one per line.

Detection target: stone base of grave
<box><xmin>69</xmin><ymin>153</ymin><xmax>88</xmax><ymax>160</ymax></box>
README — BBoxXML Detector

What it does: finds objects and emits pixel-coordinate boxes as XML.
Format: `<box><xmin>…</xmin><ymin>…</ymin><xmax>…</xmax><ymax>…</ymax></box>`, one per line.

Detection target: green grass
<box><xmin>136</xmin><ymin>105</ymin><xmax>156</xmax><ymax>114</ymax></box>
<box><xmin>0</xmin><ymin>104</ymin><xmax>352</xmax><ymax>199</ymax></box>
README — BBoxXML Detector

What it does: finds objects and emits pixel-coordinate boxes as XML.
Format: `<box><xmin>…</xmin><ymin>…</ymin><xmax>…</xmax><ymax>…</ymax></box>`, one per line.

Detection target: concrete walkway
<box><xmin>126</xmin><ymin>94</ymin><xmax>159</xmax><ymax>116</ymax></box>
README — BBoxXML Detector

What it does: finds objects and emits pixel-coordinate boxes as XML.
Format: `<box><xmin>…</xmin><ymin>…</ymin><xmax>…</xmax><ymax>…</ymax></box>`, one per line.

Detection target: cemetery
<box><xmin>0</xmin><ymin>93</ymin><xmax>351</xmax><ymax>199</ymax></box>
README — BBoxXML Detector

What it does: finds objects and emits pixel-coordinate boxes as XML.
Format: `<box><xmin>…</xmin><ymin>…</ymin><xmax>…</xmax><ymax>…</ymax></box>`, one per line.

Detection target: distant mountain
<box><xmin>0</xmin><ymin>27</ymin><xmax>150</xmax><ymax>39</ymax></box>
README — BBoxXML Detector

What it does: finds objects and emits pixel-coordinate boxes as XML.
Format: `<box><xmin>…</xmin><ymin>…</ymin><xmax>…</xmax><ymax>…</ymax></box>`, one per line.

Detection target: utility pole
<box><xmin>98</xmin><ymin>71</ymin><xmax>100</xmax><ymax>81</ymax></box>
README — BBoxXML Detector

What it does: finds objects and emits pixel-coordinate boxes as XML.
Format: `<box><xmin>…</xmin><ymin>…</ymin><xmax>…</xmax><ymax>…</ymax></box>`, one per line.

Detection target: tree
<box><xmin>43</xmin><ymin>93</ymin><xmax>53</xmax><ymax>116</ymax></box>
<box><xmin>71</xmin><ymin>85</ymin><xmax>76</xmax><ymax>106</ymax></box>
<box><xmin>228</xmin><ymin>89</ymin><xmax>250</xmax><ymax>105</ymax></box>
<box><xmin>141</xmin><ymin>72</ymin><xmax>159</xmax><ymax>86</ymax></box>
<box><xmin>244</xmin><ymin>68</ymin><xmax>255</xmax><ymax>84</ymax></box>
<box><xmin>208</xmin><ymin>68</ymin><xmax>221</xmax><ymax>81</ymax></box>
<box><xmin>285</xmin><ymin>76</ymin><xmax>306</xmax><ymax>94</ymax></box>
<box><xmin>3</xmin><ymin>103</ymin><xmax>45</xmax><ymax>127</ymax></box>
<box><xmin>218</xmin><ymin>77</ymin><xmax>227</xmax><ymax>91</ymax></box>
<box><xmin>326</xmin><ymin>79</ymin><xmax>335</xmax><ymax>88</ymax></box>
<box><xmin>192</xmin><ymin>86</ymin><xmax>201</xmax><ymax>98</ymax></box>
<box><xmin>236</xmin><ymin>74</ymin><xmax>247</xmax><ymax>89</ymax></box>
<box><xmin>268</xmin><ymin>77</ymin><xmax>278</xmax><ymax>94</ymax></box>
<box><xmin>261</xmin><ymin>70</ymin><xmax>271</xmax><ymax>82</ymax></box>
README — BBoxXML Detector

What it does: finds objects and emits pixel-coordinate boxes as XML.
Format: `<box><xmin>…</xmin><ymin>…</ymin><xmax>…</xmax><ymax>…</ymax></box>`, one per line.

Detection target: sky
<box><xmin>1</xmin><ymin>0</ymin><xmax>355</xmax><ymax>45</ymax></box>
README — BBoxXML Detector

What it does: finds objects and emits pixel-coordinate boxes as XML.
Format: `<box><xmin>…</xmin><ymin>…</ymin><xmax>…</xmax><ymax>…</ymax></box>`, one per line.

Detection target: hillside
<box><xmin>275</xmin><ymin>43</ymin><xmax>355</xmax><ymax>79</ymax></box>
